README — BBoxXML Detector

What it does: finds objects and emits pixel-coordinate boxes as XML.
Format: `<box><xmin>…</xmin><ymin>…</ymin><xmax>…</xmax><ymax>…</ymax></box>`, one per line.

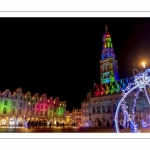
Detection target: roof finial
<box><xmin>105</xmin><ymin>24</ymin><xmax>108</xmax><ymax>33</ymax></box>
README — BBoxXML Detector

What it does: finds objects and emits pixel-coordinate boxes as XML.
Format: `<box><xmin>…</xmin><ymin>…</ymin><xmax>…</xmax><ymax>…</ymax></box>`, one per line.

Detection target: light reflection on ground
<box><xmin>0</xmin><ymin>126</ymin><xmax>150</xmax><ymax>133</ymax></box>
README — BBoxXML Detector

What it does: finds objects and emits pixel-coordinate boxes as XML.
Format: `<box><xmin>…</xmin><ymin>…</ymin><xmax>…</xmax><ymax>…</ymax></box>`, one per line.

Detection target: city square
<box><xmin>0</xmin><ymin>18</ymin><xmax>150</xmax><ymax>133</ymax></box>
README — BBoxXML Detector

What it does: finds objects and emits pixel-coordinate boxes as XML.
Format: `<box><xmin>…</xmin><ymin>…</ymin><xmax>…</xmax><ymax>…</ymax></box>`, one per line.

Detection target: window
<box><xmin>15</xmin><ymin>96</ymin><xmax>17</xmax><ymax>99</ymax></box>
<box><xmin>93</xmin><ymin>106</ymin><xmax>95</xmax><ymax>114</ymax></box>
<box><xmin>28</xmin><ymin>97</ymin><xmax>30</xmax><ymax>101</ymax></box>
<box><xmin>27</xmin><ymin>105</ymin><xmax>30</xmax><ymax>109</ymax></box>
<box><xmin>13</xmin><ymin>102</ymin><xmax>16</xmax><ymax>106</ymax></box>
<box><xmin>102</xmin><ymin>105</ymin><xmax>105</xmax><ymax>113</ymax></box>
<box><xmin>37</xmin><ymin>105</ymin><xmax>38</xmax><ymax>108</ymax></box>
<box><xmin>45</xmin><ymin>111</ymin><xmax>47</xmax><ymax>116</ymax></box>
<box><xmin>20</xmin><ymin>103</ymin><xmax>22</xmax><ymax>107</ymax></box>
<box><xmin>6</xmin><ymin>94</ymin><xmax>8</xmax><ymax>97</ymax></box>
<box><xmin>19</xmin><ymin>109</ymin><xmax>22</xmax><ymax>115</ymax></box>
<box><xmin>3</xmin><ymin>108</ymin><xmax>7</xmax><ymax>114</ymax></box>
<box><xmin>32</xmin><ymin>110</ymin><xmax>34</xmax><ymax>115</ymax></box>
<box><xmin>107</xmin><ymin>105</ymin><xmax>111</xmax><ymax>113</ymax></box>
<box><xmin>33</xmin><ymin>104</ymin><xmax>35</xmax><ymax>108</ymax></box>
<box><xmin>49</xmin><ymin>112</ymin><xmax>52</xmax><ymax>117</ymax></box>
<box><xmin>41</xmin><ymin>105</ymin><xmax>43</xmax><ymax>109</ymax></box>
<box><xmin>36</xmin><ymin>111</ymin><xmax>38</xmax><ymax>116</ymax></box>
<box><xmin>45</xmin><ymin>106</ymin><xmax>47</xmax><ymax>109</ymax></box>
<box><xmin>4</xmin><ymin>100</ymin><xmax>8</xmax><ymax>105</ymax></box>
<box><xmin>40</xmin><ymin>111</ymin><xmax>43</xmax><ymax>116</ymax></box>
<box><xmin>50</xmin><ymin>107</ymin><xmax>52</xmax><ymax>110</ymax></box>
<box><xmin>112</xmin><ymin>104</ymin><xmax>116</xmax><ymax>113</ymax></box>
<box><xmin>12</xmin><ymin>108</ymin><xmax>15</xmax><ymax>114</ymax></box>
<box><xmin>97</xmin><ymin>106</ymin><xmax>100</xmax><ymax>114</ymax></box>
<box><xmin>36</xmin><ymin>98</ymin><xmax>37</xmax><ymax>102</ymax></box>
<box><xmin>20</xmin><ymin>96</ymin><xmax>22</xmax><ymax>100</ymax></box>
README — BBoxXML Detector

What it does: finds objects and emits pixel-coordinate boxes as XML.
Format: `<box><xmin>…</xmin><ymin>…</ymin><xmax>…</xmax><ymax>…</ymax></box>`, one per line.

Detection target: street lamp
<box><xmin>142</xmin><ymin>62</ymin><xmax>146</xmax><ymax>68</ymax></box>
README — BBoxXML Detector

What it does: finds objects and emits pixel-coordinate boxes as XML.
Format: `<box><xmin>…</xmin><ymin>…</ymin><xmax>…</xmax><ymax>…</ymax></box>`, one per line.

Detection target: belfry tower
<box><xmin>100</xmin><ymin>25</ymin><xmax>119</xmax><ymax>84</ymax></box>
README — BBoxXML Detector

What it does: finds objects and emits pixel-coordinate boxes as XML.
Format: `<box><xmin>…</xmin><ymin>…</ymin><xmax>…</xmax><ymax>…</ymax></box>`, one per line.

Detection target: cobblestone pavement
<box><xmin>0</xmin><ymin>126</ymin><xmax>150</xmax><ymax>133</ymax></box>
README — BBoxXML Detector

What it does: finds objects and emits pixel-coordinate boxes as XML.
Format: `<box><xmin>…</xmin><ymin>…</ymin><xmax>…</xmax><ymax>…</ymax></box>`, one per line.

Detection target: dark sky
<box><xmin>0</xmin><ymin>18</ymin><xmax>150</xmax><ymax>110</ymax></box>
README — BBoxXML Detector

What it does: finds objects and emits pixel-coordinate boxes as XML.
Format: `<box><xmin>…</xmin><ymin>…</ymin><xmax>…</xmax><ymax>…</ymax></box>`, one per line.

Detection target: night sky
<box><xmin>0</xmin><ymin>18</ymin><xmax>150</xmax><ymax>111</ymax></box>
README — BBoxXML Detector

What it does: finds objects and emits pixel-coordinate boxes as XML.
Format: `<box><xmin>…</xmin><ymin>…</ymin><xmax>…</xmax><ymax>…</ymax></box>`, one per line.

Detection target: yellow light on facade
<box><xmin>142</xmin><ymin>62</ymin><xmax>146</xmax><ymax>68</ymax></box>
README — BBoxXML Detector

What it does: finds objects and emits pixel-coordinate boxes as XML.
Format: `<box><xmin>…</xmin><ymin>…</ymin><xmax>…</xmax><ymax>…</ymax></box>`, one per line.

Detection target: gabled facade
<box><xmin>0</xmin><ymin>88</ymin><xmax>66</xmax><ymax>126</ymax></box>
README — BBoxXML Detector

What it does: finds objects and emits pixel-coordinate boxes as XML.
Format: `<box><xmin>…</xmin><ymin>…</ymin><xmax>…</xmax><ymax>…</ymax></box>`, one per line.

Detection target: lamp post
<box><xmin>142</xmin><ymin>62</ymin><xmax>146</xmax><ymax>69</ymax></box>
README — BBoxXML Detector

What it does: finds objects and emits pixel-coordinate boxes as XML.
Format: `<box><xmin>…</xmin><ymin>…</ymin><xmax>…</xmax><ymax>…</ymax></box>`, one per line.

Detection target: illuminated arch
<box><xmin>115</xmin><ymin>69</ymin><xmax>150</xmax><ymax>133</ymax></box>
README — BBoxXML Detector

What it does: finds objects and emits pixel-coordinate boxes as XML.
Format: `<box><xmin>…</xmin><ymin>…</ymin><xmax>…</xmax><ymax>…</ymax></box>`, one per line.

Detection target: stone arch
<box><xmin>95</xmin><ymin>118</ymin><xmax>101</xmax><ymax>127</ymax></box>
<box><xmin>101</xmin><ymin>117</ymin><xmax>107</xmax><ymax>126</ymax></box>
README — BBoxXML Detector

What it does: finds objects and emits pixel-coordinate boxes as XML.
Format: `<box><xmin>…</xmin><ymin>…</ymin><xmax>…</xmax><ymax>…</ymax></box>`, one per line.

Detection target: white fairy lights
<box><xmin>115</xmin><ymin>69</ymin><xmax>150</xmax><ymax>133</ymax></box>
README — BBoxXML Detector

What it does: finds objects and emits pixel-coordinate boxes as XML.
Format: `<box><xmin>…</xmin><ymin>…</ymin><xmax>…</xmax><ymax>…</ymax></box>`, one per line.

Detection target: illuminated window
<box><xmin>3</xmin><ymin>108</ymin><xmax>7</xmax><ymax>114</ymax></box>
<box><xmin>4</xmin><ymin>100</ymin><xmax>8</xmax><ymax>105</ymax></box>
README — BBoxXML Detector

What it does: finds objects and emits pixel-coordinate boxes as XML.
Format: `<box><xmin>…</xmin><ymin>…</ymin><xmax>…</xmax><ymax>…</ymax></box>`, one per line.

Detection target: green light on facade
<box><xmin>0</xmin><ymin>99</ymin><xmax>12</xmax><ymax>114</ymax></box>
<box><xmin>56</xmin><ymin>106</ymin><xmax>64</xmax><ymax>116</ymax></box>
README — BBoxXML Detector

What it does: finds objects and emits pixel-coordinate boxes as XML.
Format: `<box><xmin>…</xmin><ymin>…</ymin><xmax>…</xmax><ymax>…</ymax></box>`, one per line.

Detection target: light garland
<box><xmin>115</xmin><ymin>69</ymin><xmax>150</xmax><ymax>133</ymax></box>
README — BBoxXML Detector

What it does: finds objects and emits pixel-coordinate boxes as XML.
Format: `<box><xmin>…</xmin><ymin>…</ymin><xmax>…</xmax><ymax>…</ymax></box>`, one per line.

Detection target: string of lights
<box><xmin>115</xmin><ymin>69</ymin><xmax>150</xmax><ymax>133</ymax></box>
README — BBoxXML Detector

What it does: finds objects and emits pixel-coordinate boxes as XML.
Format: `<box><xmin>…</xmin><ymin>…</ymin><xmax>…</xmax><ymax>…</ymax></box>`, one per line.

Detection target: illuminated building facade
<box><xmin>100</xmin><ymin>25</ymin><xmax>119</xmax><ymax>85</ymax></box>
<box><xmin>65</xmin><ymin>111</ymin><xmax>73</xmax><ymax>125</ymax></box>
<box><xmin>0</xmin><ymin>88</ymin><xmax>66</xmax><ymax>126</ymax></box>
<box><xmin>73</xmin><ymin>109</ymin><xmax>82</xmax><ymax>125</ymax></box>
<box><xmin>81</xmin><ymin>26</ymin><xmax>150</xmax><ymax>127</ymax></box>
